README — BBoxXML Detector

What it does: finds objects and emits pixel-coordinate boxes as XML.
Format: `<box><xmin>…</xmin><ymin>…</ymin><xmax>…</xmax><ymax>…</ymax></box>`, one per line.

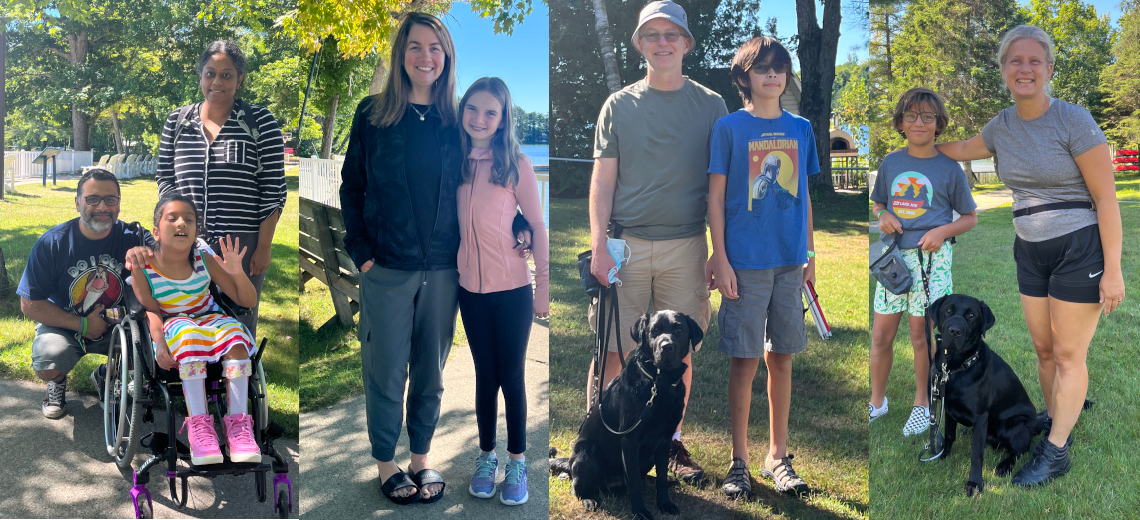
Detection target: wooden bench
<box><xmin>299</xmin><ymin>198</ymin><xmax>361</xmax><ymax>329</ymax></box>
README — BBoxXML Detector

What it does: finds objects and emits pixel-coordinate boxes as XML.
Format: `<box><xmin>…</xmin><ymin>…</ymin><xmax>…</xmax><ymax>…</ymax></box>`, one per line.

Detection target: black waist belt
<box><xmin>1012</xmin><ymin>201</ymin><xmax>1093</xmax><ymax>218</ymax></box>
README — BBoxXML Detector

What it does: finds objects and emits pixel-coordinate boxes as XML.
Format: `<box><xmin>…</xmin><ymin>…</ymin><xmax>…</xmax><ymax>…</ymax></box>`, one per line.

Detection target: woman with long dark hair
<box><xmin>155</xmin><ymin>40</ymin><xmax>287</xmax><ymax>339</ymax></box>
<box><xmin>339</xmin><ymin>12</ymin><xmax>462</xmax><ymax>505</ymax></box>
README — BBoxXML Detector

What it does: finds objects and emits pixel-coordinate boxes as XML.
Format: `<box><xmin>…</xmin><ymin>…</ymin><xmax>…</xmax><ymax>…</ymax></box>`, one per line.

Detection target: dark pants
<box><xmin>360</xmin><ymin>266</ymin><xmax>459</xmax><ymax>461</ymax></box>
<box><xmin>206</xmin><ymin>232</ymin><xmax>266</xmax><ymax>339</ymax></box>
<box><xmin>458</xmin><ymin>285</ymin><xmax>532</xmax><ymax>454</ymax></box>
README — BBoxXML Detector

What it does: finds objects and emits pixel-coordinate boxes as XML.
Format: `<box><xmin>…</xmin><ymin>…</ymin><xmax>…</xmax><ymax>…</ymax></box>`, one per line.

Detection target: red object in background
<box><xmin>1114</xmin><ymin>164</ymin><xmax>1139</xmax><ymax>171</ymax></box>
<box><xmin>285</xmin><ymin>147</ymin><xmax>295</xmax><ymax>156</ymax></box>
<box><xmin>1112</xmin><ymin>157</ymin><xmax>1139</xmax><ymax>164</ymax></box>
<box><xmin>1116</xmin><ymin>149</ymin><xmax>1139</xmax><ymax>156</ymax></box>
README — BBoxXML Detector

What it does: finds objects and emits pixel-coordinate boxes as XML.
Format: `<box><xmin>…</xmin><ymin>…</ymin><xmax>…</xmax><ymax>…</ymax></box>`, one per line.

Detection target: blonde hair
<box><xmin>367</xmin><ymin>12</ymin><xmax>458</xmax><ymax>128</ymax></box>
<box><xmin>997</xmin><ymin>25</ymin><xmax>1055</xmax><ymax>68</ymax></box>
<box><xmin>459</xmin><ymin>78</ymin><xmax>521</xmax><ymax>188</ymax></box>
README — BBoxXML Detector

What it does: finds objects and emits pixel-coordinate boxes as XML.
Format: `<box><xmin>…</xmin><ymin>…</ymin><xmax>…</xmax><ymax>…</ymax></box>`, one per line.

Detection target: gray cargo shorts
<box><xmin>31</xmin><ymin>325</ymin><xmax>112</xmax><ymax>374</ymax></box>
<box><xmin>716</xmin><ymin>265</ymin><xmax>808</xmax><ymax>358</ymax></box>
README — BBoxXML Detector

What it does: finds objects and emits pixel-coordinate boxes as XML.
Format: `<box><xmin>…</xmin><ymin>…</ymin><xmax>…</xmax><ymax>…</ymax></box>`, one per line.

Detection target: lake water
<box><xmin>521</xmin><ymin>144</ymin><xmax>549</xmax><ymax>166</ymax></box>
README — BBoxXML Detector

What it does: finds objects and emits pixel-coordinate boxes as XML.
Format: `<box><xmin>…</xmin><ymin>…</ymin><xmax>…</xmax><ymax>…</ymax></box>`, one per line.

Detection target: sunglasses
<box><xmin>640</xmin><ymin>31</ymin><xmax>686</xmax><ymax>43</ymax></box>
<box><xmin>752</xmin><ymin>61</ymin><xmax>791</xmax><ymax>75</ymax></box>
<box><xmin>903</xmin><ymin>111</ymin><xmax>938</xmax><ymax>124</ymax></box>
<box><xmin>82</xmin><ymin>195</ymin><xmax>121</xmax><ymax>207</ymax></box>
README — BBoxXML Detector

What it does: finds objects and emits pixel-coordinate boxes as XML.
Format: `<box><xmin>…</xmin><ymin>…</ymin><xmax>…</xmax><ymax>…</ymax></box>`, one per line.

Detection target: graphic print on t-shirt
<box><xmin>67</xmin><ymin>255</ymin><xmax>124</xmax><ymax>315</ymax></box>
<box><xmin>890</xmin><ymin>171</ymin><xmax>933</xmax><ymax>219</ymax></box>
<box><xmin>748</xmin><ymin>136</ymin><xmax>800</xmax><ymax>211</ymax></box>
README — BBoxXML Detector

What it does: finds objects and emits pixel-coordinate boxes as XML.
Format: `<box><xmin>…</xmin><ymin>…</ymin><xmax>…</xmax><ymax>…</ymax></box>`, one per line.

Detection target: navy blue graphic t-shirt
<box><xmin>17</xmin><ymin>219</ymin><xmax>147</xmax><ymax>316</ymax></box>
<box><xmin>708</xmin><ymin>109</ymin><xmax>820</xmax><ymax>269</ymax></box>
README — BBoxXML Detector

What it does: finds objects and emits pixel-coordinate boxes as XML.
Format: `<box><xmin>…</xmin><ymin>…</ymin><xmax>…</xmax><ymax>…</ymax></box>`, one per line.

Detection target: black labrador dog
<box><xmin>551</xmin><ymin>310</ymin><xmax>702</xmax><ymax>520</ymax></box>
<box><xmin>927</xmin><ymin>294</ymin><xmax>1037</xmax><ymax>496</ymax></box>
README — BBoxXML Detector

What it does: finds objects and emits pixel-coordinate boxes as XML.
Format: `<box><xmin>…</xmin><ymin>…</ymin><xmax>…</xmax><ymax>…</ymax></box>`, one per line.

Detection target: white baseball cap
<box><xmin>633</xmin><ymin>1</ymin><xmax>695</xmax><ymax>48</ymax></box>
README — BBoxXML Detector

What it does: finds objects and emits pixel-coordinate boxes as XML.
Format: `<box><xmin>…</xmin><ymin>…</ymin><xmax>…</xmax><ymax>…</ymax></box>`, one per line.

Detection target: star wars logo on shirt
<box><xmin>67</xmin><ymin>255</ymin><xmax>124</xmax><ymax>316</ymax></box>
<box><xmin>748</xmin><ymin>137</ymin><xmax>800</xmax><ymax>212</ymax></box>
<box><xmin>890</xmin><ymin>172</ymin><xmax>933</xmax><ymax>219</ymax></box>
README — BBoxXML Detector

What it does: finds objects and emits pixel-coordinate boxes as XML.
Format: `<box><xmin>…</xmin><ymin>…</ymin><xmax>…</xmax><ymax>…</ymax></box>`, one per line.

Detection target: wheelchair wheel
<box><xmin>136</xmin><ymin>499</ymin><xmax>152</xmax><ymax>519</ymax></box>
<box><xmin>253</xmin><ymin>361</ymin><xmax>270</xmax><ymax>444</ymax></box>
<box><xmin>276</xmin><ymin>487</ymin><xmax>290</xmax><ymax>518</ymax></box>
<box><xmin>104</xmin><ymin>321</ymin><xmax>143</xmax><ymax>469</ymax></box>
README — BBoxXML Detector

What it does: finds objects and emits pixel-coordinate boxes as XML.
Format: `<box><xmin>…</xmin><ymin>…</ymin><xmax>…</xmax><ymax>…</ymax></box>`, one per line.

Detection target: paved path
<box><xmin>0</xmin><ymin>377</ymin><xmax>299</xmax><ymax>518</ymax></box>
<box><xmin>299</xmin><ymin>318</ymin><xmax>549</xmax><ymax>519</ymax></box>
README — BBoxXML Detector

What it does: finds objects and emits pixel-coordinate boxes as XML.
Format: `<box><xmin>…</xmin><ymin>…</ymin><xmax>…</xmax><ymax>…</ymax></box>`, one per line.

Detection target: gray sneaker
<box><xmin>43</xmin><ymin>379</ymin><xmax>68</xmax><ymax>419</ymax></box>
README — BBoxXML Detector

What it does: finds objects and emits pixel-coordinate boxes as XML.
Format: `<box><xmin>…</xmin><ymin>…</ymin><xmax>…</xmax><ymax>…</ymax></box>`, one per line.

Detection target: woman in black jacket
<box><xmin>338</xmin><ymin>12</ymin><xmax>463</xmax><ymax>505</ymax></box>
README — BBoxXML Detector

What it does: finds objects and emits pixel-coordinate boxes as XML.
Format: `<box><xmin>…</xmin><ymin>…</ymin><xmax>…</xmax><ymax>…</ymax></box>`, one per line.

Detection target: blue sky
<box><xmin>443</xmin><ymin>4</ymin><xmax>549</xmax><ymax>114</ymax></box>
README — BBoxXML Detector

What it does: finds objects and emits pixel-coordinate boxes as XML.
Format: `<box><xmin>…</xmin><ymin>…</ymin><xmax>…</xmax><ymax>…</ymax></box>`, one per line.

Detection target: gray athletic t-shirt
<box><xmin>594</xmin><ymin>78</ymin><xmax>729</xmax><ymax>240</ymax></box>
<box><xmin>981</xmin><ymin>98</ymin><xmax>1106</xmax><ymax>242</ymax></box>
<box><xmin>871</xmin><ymin>150</ymin><xmax>977</xmax><ymax>249</ymax></box>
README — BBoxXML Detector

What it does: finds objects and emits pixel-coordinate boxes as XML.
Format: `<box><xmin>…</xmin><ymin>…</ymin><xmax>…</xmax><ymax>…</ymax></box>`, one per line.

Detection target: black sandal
<box><xmin>380</xmin><ymin>468</ymin><xmax>421</xmax><ymax>505</ymax></box>
<box><xmin>410</xmin><ymin>468</ymin><xmax>446</xmax><ymax>504</ymax></box>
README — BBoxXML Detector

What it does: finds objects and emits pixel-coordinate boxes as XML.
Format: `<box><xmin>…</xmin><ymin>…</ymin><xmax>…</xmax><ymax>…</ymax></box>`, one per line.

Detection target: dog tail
<box><xmin>1083</xmin><ymin>399</ymin><xmax>1094</xmax><ymax>411</ymax></box>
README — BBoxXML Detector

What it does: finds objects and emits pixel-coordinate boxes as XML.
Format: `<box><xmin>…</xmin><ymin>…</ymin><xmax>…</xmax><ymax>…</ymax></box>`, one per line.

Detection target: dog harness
<box><xmin>596</xmin><ymin>359</ymin><xmax>684</xmax><ymax>436</ymax></box>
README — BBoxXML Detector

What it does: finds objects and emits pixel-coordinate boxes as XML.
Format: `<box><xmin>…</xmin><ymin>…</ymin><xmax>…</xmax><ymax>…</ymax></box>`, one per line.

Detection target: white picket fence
<box><xmin>5</xmin><ymin>150</ymin><xmax>94</xmax><ymax>179</ymax></box>
<box><xmin>299</xmin><ymin>157</ymin><xmax>550</xmax><ymax>228</ymax></box>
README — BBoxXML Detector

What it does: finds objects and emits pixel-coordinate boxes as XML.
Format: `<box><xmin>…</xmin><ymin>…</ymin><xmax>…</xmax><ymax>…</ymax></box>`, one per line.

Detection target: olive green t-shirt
<box><xmin>594</xmin><ymin>78</ymin><xmax>729</xmax><ymax>240</ymax></box>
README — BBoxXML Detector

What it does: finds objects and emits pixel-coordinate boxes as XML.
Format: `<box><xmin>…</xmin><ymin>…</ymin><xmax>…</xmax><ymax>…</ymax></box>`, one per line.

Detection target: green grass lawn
<box><xmin>0</xmin><ymin>171</ymin><xmax>300</xmax><ymax>438</ymax></box>
<box><xmin>970</xmin><ymin>173</ymin><xmax>1140</xmax><ymax>201</ymax></box>
<box><xmin>869</xmin><ymin>204</ymin><xmax>1140</xmax><ymax>518</ymax></box>
<box><xmin>549</xmin><ymin>193</ymin><xmax>870</xmax><ymax>520</ymax></box>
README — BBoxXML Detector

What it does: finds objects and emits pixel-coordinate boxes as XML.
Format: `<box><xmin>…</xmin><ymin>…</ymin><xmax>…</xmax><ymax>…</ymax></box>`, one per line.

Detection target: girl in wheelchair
<box><xmin>128</xmin><ymin>192</ymin><xmax>260</xmax><ymax>466</ymax></box>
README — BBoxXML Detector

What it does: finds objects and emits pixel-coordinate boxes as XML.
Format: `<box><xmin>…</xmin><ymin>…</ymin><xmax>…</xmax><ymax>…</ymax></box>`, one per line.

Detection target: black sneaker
<box><xmin>42</xmin><ymin>379</ymin><xmax>68</xmax><ymax>419</ymax></box>
<box><xmin>91</xmin><ymin>364</ymin><xmax>107</xmax><ymax>397</ymax></box>
<box><xmin>1012</xmin><ymin>437</ymin><xmax>1070</xmax><ymax>486</ymax></box>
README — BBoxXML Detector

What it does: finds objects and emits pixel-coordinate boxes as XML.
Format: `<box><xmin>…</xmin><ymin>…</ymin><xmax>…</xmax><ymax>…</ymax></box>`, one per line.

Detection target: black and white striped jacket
<box><xmin>156</xmin><ymin>101</ymin><xmax>286</xmax><ymax>240</ymax></box>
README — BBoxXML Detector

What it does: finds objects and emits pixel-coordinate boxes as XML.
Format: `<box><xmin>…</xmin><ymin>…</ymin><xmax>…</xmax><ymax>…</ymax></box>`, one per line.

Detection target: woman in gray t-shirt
<box><xmin>934</xmin><ymin>25</ymin><xmax>1124</xmax><ymax>487</ymax></box>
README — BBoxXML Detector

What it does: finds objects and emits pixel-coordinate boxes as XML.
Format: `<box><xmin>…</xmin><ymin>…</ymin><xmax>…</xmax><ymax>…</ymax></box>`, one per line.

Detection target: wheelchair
<box><xmin>101</xmin><ymin>282</ymin><xmax>293</xmax><ymax>519</ymax></box>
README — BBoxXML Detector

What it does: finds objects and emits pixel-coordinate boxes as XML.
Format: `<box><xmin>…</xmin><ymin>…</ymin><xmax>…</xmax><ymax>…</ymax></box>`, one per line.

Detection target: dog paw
<box><xmin>965</xmin><ymin>480</ymin><xmax>984</xmax><ymax>497</ymax></box>
<box><xmin>657</xmin><ymin>500</ymin><xmax>681</xmax><ymax>515</ymax></box>
<box><xmin>581</xmin><ymin>499</ymin><xmax>598</xmax><ymax>511</ymax></box>
<box><xmin>632</xmin><ymin>510</ymin><xmax>655</xmax><ymax>520</ymax></box>
<box><xmin>995</xmin><ymin>463</ymin><xmax>1014</xmax><ymax>477</ymax></box>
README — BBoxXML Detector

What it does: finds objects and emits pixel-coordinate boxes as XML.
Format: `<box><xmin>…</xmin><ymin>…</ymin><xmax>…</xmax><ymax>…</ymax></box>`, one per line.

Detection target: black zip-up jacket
<box><xmin>340</xmin><ymin>96</ymin><xmax>462</xmax><ymax>271</ymax></box>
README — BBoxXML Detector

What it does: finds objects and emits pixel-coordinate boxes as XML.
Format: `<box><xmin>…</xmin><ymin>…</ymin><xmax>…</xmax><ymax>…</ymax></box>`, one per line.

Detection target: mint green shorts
<box><xmin>873</xmin><ymin>243</ymin><xmax>953</xmax><ymax>317</ymax></box>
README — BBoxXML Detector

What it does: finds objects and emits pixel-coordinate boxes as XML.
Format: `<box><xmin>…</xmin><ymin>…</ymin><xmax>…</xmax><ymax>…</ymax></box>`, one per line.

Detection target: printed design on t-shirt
<box><xmin>747</xmin><ymin>136</ymin><xmax>800</xmax><ymax>212</ymax></box>
<box><xmin>890</xmin><ymin>171</ymin><xmax>933</xmax><ymax>219</ymax></box>
<box><xmin>67</xmin><ymin>255</ymin><xmax>125</xmax><ymax>315</ymax></box>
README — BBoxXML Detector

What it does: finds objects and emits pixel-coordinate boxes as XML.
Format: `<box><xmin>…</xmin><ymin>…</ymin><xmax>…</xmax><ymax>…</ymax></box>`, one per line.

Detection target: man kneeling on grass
<box><xmin>17</xmin><ymin>169</ymin><xmax>150</xmax><ymax>418</ymax></box>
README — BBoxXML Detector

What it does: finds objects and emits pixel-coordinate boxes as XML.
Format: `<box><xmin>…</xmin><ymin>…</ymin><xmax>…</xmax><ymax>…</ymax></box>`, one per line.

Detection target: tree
<box><xmin>796</xmin><ymin>0</ymin><xmax>842</xmax><ymax>194</ymax></box>
<box><xmin>1024</xmin><ymin>0</ymin><xmax>1116</xmax><ymax>119</ymax></box>
<box><xmin>592</xmin><ymin>0</ymin><xmax>622</xmax><ymax>93</ymax></box>
<box><xmin>1101</xmin><ymin>0</ymin><xmax>1140</xmax><ymax>146</ymax></box>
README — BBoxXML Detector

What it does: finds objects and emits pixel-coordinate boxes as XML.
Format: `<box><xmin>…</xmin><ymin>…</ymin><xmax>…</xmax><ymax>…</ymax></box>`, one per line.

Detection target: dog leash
<box><xmin>596</xmin><ymin>358</ymin><xmax>683</xmax><ymax>435</ymax></box>
<box><xmin>584</xmin><ymin>284</ymin><xmax>627</xmax><ymax>430</ymax></box>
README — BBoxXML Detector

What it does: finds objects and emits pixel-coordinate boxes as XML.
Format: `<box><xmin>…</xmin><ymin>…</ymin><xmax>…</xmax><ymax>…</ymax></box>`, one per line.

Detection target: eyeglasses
<box><xmin>640</xmin><ymin>31</ymin><xmax>685</xmax><ymax>43</ymax></box>
<box><xmin>752</xmin><ymin>62</ymin><xmax>791</xmax><ymax>75</ymax></box>
<box><xmin>903</xmin><ymin>111</ymin><xmax>938</xmax><ymax>124</ymax></box>
<box><xmin>82</xmin><ymin>195</ymin><xmax>121</xmax><ymax>207</ymax></box>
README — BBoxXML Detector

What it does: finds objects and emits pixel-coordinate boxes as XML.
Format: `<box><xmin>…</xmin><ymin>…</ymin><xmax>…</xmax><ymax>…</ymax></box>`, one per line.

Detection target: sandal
<box><xmin>380</xmin><ymin>468</ymin><xmax>421</xmax><ymax>505</ymax></box>
<box><xmin>411</xmin><ymin>468</ymin><xmax>446</xmax><ymax>504</ymax></box>
<box><xmin>721</xmin><ymin>457</ymin><xmax>752</xmax><ymax>499</ymax></box>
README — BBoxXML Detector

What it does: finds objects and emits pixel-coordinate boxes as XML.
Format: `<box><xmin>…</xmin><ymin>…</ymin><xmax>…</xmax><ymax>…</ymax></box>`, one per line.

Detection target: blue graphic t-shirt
<box><xmin>709</xmin><ymin>109</ymin><xmax>820</xmax><ymax>269</ymax></box>
<box><xmin>17</xmin><ymin>219</ymin><xmax>147</xmax><ymax>316</ymax></box>
<box><xmin>870</xmin><ymin>150</ymin><xmax>977</xmax><ymax>249</ymax></box>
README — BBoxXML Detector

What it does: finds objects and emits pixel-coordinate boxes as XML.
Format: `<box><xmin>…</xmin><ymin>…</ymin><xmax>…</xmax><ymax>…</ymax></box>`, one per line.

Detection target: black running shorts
<box><xmin>1013</xmin><ymin>224</ymin><xmax>1104</xmax><ymax>304</ymax></box>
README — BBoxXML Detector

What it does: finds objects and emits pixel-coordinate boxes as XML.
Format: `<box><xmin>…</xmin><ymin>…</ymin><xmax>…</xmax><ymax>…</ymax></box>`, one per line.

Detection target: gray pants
<box><xmin>206</xmin><ymin>232</ymin><xmax>266</xmax><ymax>339</ymax></box>
<box><xmin>31</xmin><ymin>325</ymin><xmax>112</xmax><ymax>374</ymax></box>
<box><xmin>359</xmin><ymin>266</ymin><xmax>459</xmax><ymax>462</ymax></box>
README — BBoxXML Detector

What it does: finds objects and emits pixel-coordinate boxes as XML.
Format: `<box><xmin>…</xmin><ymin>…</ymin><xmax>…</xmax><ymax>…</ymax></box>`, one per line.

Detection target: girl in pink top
<box><xmin>456</xmin><ymin>77</ymin><xmax>548</xmax><ymax>505</ymax></box>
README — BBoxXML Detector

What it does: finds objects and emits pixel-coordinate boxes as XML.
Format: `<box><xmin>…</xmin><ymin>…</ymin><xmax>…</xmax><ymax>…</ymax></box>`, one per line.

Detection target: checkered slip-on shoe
<box><xmin>903</xmin><ymin>406</ymin><xmax>930</xmax><ymax>436</ymax></box>
<box><xmin>869</xmin><ymin>397</ymin><xmax>888</xmax><ymax>424</ymax></box>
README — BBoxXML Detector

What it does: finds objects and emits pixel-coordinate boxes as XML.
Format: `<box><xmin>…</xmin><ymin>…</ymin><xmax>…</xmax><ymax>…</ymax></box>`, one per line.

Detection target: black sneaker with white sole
<box><xmin>42</xmin><ymin>379</ymin><xmax>68</xmax><ymax>419</ymax></box>
<box><xmin>91</xmin><ymin>364</ymin><xmax>106</xmax><ymax>397</ymax></box>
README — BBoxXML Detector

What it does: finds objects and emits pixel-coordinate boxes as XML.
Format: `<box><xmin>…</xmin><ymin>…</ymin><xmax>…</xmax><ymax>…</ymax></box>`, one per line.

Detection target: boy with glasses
<box><xmin>17</xmin><ymin>168</ymin><xmax>151</xmax><ymax>418</ymax></box>
<box><xmin>706</xmin><ymin>36</ymin><xmax>818</xmax><ymax>499</ymax></box>
<box><xmin>868</xmin><ymin>87</ymin><xmax>977</xmax><ymax>437</ymax></box>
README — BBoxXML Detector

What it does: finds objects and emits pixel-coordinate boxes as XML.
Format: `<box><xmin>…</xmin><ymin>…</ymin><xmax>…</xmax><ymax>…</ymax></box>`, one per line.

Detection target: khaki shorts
<box><xmin>588</xmin><ymin>234</ymin><xmax>711</xmax><ymax>354</ymax></box>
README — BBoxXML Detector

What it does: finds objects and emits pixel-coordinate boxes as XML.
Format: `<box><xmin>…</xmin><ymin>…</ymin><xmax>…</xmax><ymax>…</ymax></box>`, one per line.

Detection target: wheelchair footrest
<box><xmin>141</xmin><ymin>432</ymin><xmax>189</xmax><ymax>457</ymax></box>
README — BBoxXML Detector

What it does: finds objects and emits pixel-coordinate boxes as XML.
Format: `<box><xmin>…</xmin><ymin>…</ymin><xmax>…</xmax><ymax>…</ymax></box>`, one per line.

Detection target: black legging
<box><xmin>457</xmin><ymin>284</ymin><xmax>532</xmax><ymax>454</ymax></box>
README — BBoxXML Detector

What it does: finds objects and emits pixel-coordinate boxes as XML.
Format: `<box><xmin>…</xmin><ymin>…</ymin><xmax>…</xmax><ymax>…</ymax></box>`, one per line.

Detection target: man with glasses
<box><xmin>17</xmin><ymin>168</ymin><xmax>151</xmax><ymax>418</ymax></box>
<box><xmin>587</xmin><ymin>0</ymin><xmax>728</xmax><ymax>483</ymax></box>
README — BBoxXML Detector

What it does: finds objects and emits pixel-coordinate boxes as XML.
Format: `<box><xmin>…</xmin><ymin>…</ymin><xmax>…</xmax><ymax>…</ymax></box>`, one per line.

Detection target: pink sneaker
<box><xmin>180</xmin><ymin>415</ymin><xmax>223</xmax><ymax>465</ymax></box>
<box><xmin>223</xmin><ymin>414</ymin><xmax>261</xmax><ymax>463</ymax></box>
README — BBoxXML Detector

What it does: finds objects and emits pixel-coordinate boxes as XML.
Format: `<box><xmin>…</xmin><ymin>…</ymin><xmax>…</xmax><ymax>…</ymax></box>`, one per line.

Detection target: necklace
<box><xmin>410</xmin><ymin>103</ymin><xmax>430</xmax><ymax>121</ymax></box>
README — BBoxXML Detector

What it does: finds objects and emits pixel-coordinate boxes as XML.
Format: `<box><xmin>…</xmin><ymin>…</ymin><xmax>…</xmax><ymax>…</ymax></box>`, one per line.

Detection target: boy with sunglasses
<box><xmin>706</xmin><ymin>36</ymin><xmax>817</xmax><ymax>499</ymax></box>
<box><xmin>868</xmin><ymin>87</ymin><xmax>977</xmax><ymax>437</ymax></box>
<box><xmin>17</xmin><ymin>168</ymin><xmax>151</xmax><ymax>418</ymax></box>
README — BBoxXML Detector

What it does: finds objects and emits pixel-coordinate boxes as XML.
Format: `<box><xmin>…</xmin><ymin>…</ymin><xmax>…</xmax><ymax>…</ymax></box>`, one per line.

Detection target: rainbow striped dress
<box><xmin>145</xmin><ymin>249</ymin><xmax>255</xmax><ymax>363</ymax></box>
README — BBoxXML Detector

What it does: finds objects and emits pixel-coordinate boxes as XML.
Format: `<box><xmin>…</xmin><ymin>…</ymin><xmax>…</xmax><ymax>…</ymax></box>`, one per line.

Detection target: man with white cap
<box><xmin>587</xmin><ymin>0</ymin><xmax>728</xmax><ymax>484</ymax></box>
